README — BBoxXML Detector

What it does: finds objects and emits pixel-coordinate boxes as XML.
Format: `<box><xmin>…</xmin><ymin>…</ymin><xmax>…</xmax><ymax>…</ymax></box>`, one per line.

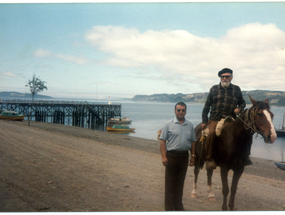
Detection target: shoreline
<box><xmin>0</xmin><ymin>120</ymin><xmax>284</xmax><ymax>212</ymax></box>
<box><xmin>23</xmin><ymin>120</ymin><xmax>284</xmax><ymax>181</ymax></box>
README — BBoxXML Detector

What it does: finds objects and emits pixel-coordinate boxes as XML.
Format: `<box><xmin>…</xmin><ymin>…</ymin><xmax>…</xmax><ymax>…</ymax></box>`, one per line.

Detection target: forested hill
<box><xmin>132</xmin><ymin>90</ymin><xmax>285</xmax><ymax>106</ymax></box>
<box><xmin>0</xmin><ymin>91</ymin><xmax>52</xmax><ymax>99</ymax></box>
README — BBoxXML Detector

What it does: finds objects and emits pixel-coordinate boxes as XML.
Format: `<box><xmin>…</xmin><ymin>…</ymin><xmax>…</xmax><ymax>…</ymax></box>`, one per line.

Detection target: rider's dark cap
<box><xmin>218</xmin><ymin>68</ymin><xmax>233</xmax><ymax>77</ymax></box>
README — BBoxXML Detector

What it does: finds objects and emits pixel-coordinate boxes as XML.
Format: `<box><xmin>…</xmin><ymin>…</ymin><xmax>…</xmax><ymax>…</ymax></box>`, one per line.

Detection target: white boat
<box><xmin>107</xmin><ymin>117</ymin><xmax>132</xmax><ymax>124</ymax></box>
<box><xmin>276</xmin><ymin>108</ymin><xmax>285</xmax><ymax>137</ymax></box>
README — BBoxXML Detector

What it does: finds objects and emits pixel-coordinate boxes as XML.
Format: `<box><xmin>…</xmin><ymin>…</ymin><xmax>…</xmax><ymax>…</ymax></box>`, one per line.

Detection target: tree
<box><xmin>28</xmin><ymin>74</ymin><xmax>48</xmax><ymax>126</ymax></box>
<box><xmin>28</xmin><ymin>74</ymin><xmax>48</xmax><ymax>102</ymax></box>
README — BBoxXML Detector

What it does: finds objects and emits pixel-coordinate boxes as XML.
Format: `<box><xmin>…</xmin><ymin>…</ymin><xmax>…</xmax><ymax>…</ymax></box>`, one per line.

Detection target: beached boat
<box><xmin>107</xmin><ymin>117</ymin><xmax>132</xmax><ymax>124</ymax></box>
<box><xmin>157</xmin><ymin>128</ymin><xmax>162</xmax><ymax>141</ymax></box>
<box><xmin>107</xmin><ymin>125</ymin><xmax>135</xmax><ymax>132</ymax></box>
<box><xmin>276</xmin><ymin>129</ymin><xmax>285</xmax><ymax>137</ymax></box>
<box><xmin>276</xmin><ymin>108</ymin><xmax>285</xmax><ymax>137</ymax></box>
<box><xmin>274</xmin><ymin>162</ymin><xmax>285</xmax><ymax>171</ymax></box>
<box><xmin>0</xmin><ymin>110</ymin><xmax>25</xmax><ymax>121</ymax></box>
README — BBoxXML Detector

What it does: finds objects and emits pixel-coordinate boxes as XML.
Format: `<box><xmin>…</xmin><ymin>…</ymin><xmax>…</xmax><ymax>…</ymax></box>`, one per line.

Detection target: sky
<box><xmin>0</xmin><ymin>2</ymin><xmax>285</xmax><ymax>100</ymax></box>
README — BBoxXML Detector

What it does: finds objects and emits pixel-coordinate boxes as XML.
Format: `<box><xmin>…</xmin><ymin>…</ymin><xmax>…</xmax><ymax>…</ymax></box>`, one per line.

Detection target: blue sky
<box><xmin>0</xmin><ymin>2</ymin><xmax>285</xmax><ymax>100</ymax></box>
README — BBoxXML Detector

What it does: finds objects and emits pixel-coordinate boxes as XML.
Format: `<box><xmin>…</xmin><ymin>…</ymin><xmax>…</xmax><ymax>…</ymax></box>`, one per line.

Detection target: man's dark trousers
<box><xmin>165</xmin><ymin>150</ymin><xmax>189</xmax><ymax>211</ymax></box>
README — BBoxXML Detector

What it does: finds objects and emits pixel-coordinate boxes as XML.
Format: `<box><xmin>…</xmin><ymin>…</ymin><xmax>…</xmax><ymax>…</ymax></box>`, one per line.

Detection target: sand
<box><xmin>0</xmin><ymin>120</ymin><xmax>284</xmax><ymax>212</ymax></box>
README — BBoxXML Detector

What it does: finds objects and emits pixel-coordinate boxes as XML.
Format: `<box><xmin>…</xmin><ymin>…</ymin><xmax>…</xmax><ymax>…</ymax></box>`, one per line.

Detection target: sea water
<box><xmin>119</xmin><ymin>101</ymin><xmax>285</xmax><ymax>162</ymax></box>
<box><xmin>25</xmin><ymin>98</ymin><xmax>285</xmax><ymax>162</ymax></box>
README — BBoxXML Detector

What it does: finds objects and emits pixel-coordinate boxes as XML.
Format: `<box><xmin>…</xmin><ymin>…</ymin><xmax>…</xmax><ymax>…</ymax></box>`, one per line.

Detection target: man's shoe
<box><xmin>245</xmin><ymin>157</ymin><xmax>253</xmax><ymax>166</ymax></box>
<box><xmin>206</xmin><ymin>159</ymin><xmax>216</xmax><ymax>170</ymax></box>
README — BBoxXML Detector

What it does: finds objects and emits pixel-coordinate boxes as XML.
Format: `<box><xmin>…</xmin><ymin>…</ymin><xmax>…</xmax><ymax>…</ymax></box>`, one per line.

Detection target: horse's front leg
<box><xmin>220</xmin><ymin>167</ymin><xmax>229</xmax><ymax>211</ymax></box>
<box><xmin>229</xmin><ymin>167</ymin><xmax>244</xmax><ymax>211</ymax></box>
<box><xmin>207</xmin><ymin>169</ymin><xmax>216</xmax><ymax>201</ymax></box>
<box><xmin>191</xmin><ymin>164</ymin><xmax>199</xmax><ymax>198</ymax></box>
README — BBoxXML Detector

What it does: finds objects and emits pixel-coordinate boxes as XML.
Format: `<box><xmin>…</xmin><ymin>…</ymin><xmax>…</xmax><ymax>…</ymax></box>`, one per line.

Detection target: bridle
<box><xmin>238</xmin><ymin>106</ymin><xmax>260</xmax><ymax>135</ymax></box>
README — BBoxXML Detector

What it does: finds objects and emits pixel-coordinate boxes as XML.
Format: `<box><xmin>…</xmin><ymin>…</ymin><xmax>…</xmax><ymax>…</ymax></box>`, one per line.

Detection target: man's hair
<box><xmin>175</xmin><ymin>102</ymin><xmax>187</xmax><ymax>110</ymax></box>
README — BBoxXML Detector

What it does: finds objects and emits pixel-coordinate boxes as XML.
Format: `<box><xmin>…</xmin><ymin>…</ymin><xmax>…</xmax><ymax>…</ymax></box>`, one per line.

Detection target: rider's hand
<box><xmin>201</xmin><ymin>123</ymin><xmax>207</xmax><ymax>130</ymax></box>
<box><xmin>234</xmin><ymin>108</ymin><xmax>240</xmax><ymax>115</ymax></box>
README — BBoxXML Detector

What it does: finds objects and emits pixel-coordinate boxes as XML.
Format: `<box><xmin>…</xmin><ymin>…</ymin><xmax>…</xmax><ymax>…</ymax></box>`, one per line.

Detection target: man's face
<box><xmin>220</xmin><ymin>72</ymin><xmax>233</xmax><ymax>88</ymax></box>
<box><xmin>175</xmin><ymin>105</ymin><xmax>186</xmax><ymax>121</ymax></box>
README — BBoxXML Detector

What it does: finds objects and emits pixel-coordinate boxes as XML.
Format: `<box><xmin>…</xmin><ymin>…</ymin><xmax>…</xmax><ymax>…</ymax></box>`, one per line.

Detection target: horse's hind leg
<box><xmin>191</xmin><ymin>164</ymin><xmax>199</xmax><ymax>198</ymax></box>
<box><xmin>207</xmin><ymin>169</ymin><xmax>216</xmax><ymax>201</ymax></box>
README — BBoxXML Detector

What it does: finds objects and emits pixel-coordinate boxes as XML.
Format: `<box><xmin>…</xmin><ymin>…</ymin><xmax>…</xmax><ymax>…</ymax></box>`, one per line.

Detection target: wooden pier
<box><xmin>0</xmin><ymin>99</ymin><xmax>121</xmax><ymax>129</ymax></box>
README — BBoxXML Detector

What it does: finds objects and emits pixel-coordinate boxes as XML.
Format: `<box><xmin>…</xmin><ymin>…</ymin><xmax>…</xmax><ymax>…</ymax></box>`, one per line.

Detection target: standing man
<box><xmin>202</xmin><ymin>68</ymin><xmax>246</xmax><ymax>170</ymax></box>
<box><xmin>160</xmin><ymin>102</ymin><xmax>196</xmax><ymax>211</ymax></box>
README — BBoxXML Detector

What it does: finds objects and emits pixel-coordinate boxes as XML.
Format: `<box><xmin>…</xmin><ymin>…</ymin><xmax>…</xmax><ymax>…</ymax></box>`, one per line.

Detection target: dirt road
<box><xmin>0</xmin><ymin>120</ymin><xmax>284</xmax><ymax>211</ymax></box>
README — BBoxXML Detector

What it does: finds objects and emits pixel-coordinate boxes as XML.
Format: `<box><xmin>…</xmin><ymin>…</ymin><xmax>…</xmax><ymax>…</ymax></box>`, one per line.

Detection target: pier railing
<box><xmin>0</xmin><ymin>99</ymin><xmax>121</xmax><ymax>129</ymax></box>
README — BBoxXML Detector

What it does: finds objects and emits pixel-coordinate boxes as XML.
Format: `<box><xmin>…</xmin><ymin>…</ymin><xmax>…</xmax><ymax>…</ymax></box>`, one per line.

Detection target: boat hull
<box><xmin>106</xmin><ymin>126</ymin><xmax>135</xmax><ymax>132</ymax></box>
<box><xmin>0</xmin><ymin>115</ymin><xmax>25</xmax><ymax>121</ymax></box>
<box><xmin>274</xmin><ymin>162</ymin><xmax>285</xmax><ymax>171</ymax></box>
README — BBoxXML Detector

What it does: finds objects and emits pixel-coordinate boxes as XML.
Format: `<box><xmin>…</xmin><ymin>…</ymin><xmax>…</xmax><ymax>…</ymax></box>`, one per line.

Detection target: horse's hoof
<box><xmin>191</xmin><ymin>194</ymin><xmax>197</xmax><ymax>199</ymax></box>
<box><xmin>208</xmin><ymin>197</ymin><xmax>216</xmax><ymax>202</ymax></box>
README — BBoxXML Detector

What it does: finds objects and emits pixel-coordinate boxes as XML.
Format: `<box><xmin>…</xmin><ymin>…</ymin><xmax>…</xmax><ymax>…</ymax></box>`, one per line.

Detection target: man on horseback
<box><xmin>201</xmin><ymin>68</ymin><xmax>247</xmax><ymax>170</ymax></box>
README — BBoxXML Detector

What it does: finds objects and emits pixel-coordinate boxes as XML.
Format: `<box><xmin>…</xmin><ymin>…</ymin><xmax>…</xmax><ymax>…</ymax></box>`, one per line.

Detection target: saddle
<box><xmin>215</xmin><ymin>116</ymin><xmax>235</xmax><ymax>136</ymax></box>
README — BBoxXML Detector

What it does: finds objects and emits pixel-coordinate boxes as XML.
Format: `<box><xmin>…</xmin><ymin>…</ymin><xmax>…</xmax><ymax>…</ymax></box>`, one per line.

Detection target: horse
<box><xmin>191</xmin><ymin>96</ymin><xmax>277</xmax><ymax>211</ymax></box>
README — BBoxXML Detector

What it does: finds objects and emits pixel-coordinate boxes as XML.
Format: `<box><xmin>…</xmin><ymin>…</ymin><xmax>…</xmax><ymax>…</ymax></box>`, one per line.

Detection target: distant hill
<box><xmin>0</xmin><ymin>91</ymin><xmax>53</xmax><ymax>99</ymax></box>
<box><xmin>132</xmin><ymin>90</ymin><xmax>285</xmax><ymax>106</ymax></box>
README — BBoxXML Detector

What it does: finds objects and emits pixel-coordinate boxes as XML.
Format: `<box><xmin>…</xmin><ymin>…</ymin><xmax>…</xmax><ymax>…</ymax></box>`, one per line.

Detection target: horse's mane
<box><xmin>240</xmin><ymin>100</ymin><xmax>270</xmax><ymax>116</ymax></box>
<box><xmin>255</xmin><ymin>100</ymin><xmax>270</xmax><ymax>110</ymax></box>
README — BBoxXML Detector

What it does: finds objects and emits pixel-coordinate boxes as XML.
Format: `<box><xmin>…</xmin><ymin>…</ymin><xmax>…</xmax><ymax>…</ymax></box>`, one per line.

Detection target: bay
<box><xmin>119</xmin><ymin>101</ymin><xmax>285</xmax><ymax>162</ymax></box>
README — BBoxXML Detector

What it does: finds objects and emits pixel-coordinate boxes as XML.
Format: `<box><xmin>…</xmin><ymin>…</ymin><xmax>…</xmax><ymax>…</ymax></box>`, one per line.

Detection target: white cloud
<box><xmin>34</xmin><ymin>48</ymin><xmax>51</xmax><ymax>58</ymax></box>
<box><xmin>85</xmin><ymin>23</ymin><xmax>285</xmax><ymax>93</ymax></box>
<box><xmin>2</xmin><ymin>72</ymin><xmax>17</xmax><ymax>77</ymax></box>
<box><xmin>33</xmin><ymin>49</ymin><xmax>89</xmax><ymax>65</ymax></box>
<box><xmin>55</xmin><ymin>53</ymin><xmax>89</xmax><ymax>65</ymax></box>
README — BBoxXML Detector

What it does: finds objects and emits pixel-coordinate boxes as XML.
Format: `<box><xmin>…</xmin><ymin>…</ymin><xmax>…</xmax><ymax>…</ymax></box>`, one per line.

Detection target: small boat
<box><xmin>274</xmin><ymin>162</ymin><xmax>285</xmax><ymax>171</ymax></box>
<box><xmin>107</xmin><ymin>125</ymin><xmax>135</xmax><ymax>132</ymax></box>
<box><xmin>0</xmin><ymin>110</ymin><xmax>25</xmax><ymax>121</ymax></box>
<box><xmin>107</xmin><ymin>117</ymin><xmax>132</xmax><ymax>124</ymax></box>
<box><xmin>157</xmin><ymin>128</ymin><xmax>163</xmax><ymax>141</ymax></box>
<box><xmin>276</xmin><ymin>129</ymin><xmax>285</xmax><ymax>137</ymax></box>
<box><xmin>276</xmin><ymin>108</ymin><xmax>285</xmax><ymax>137</ymax></box>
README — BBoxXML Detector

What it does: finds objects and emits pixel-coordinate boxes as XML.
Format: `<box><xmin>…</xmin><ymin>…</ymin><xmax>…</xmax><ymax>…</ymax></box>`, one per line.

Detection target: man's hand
<box><xmin>201</xmin><ymin>123</ymin><xmax>207</xmax><ymax>130</ymax></box>
<box><xmin>160</xmin><ymin>140</ymin><xmax>168</xmax><ymax>166</ymax></box>
<box><xmin>234</xmin><ymin>108</ymin><xmax>240</xmax><ymax>115</ymax></box>
<box><xmin>189</xmin><ymin>156</ymin><xmax>195</xmax><ymax>166</ymax></box>
<box><xmin>162</xmin><ymin>157</ymin><xmax>168</xmax><ymax>166</ymax></box>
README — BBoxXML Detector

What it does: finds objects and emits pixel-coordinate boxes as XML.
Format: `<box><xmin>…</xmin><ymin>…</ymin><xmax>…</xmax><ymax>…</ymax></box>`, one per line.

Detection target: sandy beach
<box><xmin>0</xmin><ymin>120</ymin><xmax>284</xmax><ymax>212</ymax></box>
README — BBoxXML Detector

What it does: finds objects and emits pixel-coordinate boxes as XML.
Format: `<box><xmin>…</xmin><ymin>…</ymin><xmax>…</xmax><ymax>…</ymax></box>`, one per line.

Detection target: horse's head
<box><xmin>249</xmin><ymin>96</ymin><xmax>277</xmax><ymax>143</ymax></box>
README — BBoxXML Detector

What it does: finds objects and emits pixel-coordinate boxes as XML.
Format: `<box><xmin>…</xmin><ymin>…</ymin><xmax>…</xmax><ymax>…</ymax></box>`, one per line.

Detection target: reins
<box><xmin>237</xmin><ymin>107</ymin><xmax>260</xmax><ymax>135</ymax></box>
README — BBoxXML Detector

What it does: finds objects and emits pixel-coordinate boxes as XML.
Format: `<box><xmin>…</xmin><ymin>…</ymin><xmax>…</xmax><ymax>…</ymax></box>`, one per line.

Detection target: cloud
<box><xmin>33</xmin><ymin>49</ymin><xmax>89</xmax><ymax>65</ymax></box>
<box><xmin>34</xmin><ymin>48</ymin><xmax>51</xmax><ymax>58</ymax></box>
<box><xmin>55</xmin><ymin>53</ymin><xmax>89</xmax><ymax>65</ymax></box>
<box><xmin>85</xmin><ymin>23</ymin><xmax>285</xmax><ymax>92</ymax></box>
<box><xmin>1</xmin><ymin>72</ymin><xmax>17</xmax><ymax>77</ymax></box>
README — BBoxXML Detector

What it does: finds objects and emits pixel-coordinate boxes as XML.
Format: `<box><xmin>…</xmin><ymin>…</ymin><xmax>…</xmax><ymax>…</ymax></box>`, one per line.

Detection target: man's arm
<box><xmin>160</xmin><ymin>139</ymin><xmax>168</xmax><ymax>166</ymax></box>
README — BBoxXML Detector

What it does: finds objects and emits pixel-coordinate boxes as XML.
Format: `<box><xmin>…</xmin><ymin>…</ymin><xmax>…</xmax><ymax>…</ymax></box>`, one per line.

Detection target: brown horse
<box><xmin>191</xmin><ymin>96</ymin><xmax>277</xmax><ymax>211</ymax></box>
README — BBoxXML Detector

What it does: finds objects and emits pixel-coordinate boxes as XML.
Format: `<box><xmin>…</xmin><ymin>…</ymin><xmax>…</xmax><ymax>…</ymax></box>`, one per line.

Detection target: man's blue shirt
<box><xmin>160</xmin><ymin>117</ymin><xmax>197</xmax><ymax>151</ymax></box>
